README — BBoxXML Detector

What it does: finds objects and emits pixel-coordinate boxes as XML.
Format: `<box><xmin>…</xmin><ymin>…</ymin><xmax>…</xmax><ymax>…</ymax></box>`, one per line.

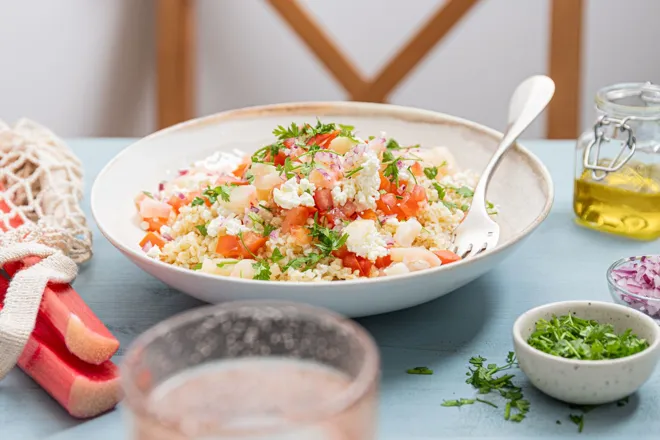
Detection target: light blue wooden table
<box><xmin>1</xmin><ymin>139</ymin><xmax>658</xmax><ymax>440</ymax></box>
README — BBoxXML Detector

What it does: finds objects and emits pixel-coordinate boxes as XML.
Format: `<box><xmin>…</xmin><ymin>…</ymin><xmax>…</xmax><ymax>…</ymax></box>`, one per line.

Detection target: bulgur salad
<box><xmin>135</xmin><ymin>120</ymin><xmax>497</xmax><ymax>281</ymax></box>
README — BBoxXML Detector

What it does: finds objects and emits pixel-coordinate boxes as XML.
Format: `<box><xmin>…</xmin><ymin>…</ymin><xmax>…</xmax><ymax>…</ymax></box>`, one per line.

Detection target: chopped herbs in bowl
<box><xmin>527</xmin><ymin>314</ymin><xmax>649</xmax><ymax>360</ymax></box>
<box><xmin>607</xmin><ymin>255</ymin><xmax>660</xmax><ymax>323</ymax></box>
<box><xmin>512</xmin><ymin>301</ymin><xmax>660</xmax><ymax>405</ymax></box>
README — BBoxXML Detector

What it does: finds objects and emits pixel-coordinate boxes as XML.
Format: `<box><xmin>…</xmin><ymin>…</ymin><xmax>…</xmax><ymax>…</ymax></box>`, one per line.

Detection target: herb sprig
<box><xmin>442</xmin><ymin>352</ymin><xmax>529</xmax><ymax>423</ymax></box>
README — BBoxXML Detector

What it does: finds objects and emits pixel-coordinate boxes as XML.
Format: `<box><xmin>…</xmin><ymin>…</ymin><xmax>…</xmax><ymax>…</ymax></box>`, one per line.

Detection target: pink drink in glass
<box><xmin>121</xmin><ymin>301</ymin><xmax>379</xmax><ymax>439</ymax></box>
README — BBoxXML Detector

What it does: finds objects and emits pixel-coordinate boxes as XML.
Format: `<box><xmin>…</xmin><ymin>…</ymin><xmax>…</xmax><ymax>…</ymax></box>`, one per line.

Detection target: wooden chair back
<box><xmin>156</xmin><ymin>0</ymin><xmax>583</xmax><ymax>139</ymax></box>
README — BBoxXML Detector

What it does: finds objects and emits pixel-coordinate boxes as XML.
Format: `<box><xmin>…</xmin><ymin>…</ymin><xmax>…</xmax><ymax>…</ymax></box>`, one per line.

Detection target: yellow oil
<box><xmin>574</xmin><ymin>160</ymin><xmax>660</xmax><ymax>240</ymax></box>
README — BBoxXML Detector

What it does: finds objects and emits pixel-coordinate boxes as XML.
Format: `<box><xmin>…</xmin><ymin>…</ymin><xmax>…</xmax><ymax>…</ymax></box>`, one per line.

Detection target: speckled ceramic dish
<box><xmin>92</xmin><ymin>102</ymin><xmax>553</xmax><ymax>317</ymax></box>
<box><xmin>513</xmin><ymin>301</ymin><xmax>660</xmax><ymax>405</ymax></box>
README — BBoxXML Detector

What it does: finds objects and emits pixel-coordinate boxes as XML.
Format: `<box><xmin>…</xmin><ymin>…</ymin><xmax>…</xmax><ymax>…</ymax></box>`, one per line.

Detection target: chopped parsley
<box><xmin>142</xmin><ymin>191</ymin><xmax>154</xmax><ymax>198</ymax></box>
<box><xmin>195</xmin><ymin>224</ymin><xmax>207</xmax><ymax>236</ymax></box>
<box><xmin>245</xmin><ymin>172</ymin><xmax>255</xmax><ymax>184</ymax></box>
<box><xmin>216</xmin><ymin>260</ymin><xmax>238</xmax><ymax>268</ymax></box>
<box><xmin>432</xmin><ymin>182</ymin><xmax>446</xmax><ymax>200</ymax></box>
<box><xmin>443</xmin><ymin>352</ymin><xmax>529</xmax><ymax>423</ymax></box>
<box><xmin>344</xmin><ymin>166</ymin><xmax>363</xmax><ymax>178</ymax></box>
<box><xmin>248</xmin><ymin>212</ymin><xmax>277</xmax><ymax>237</ymax></box>
<box><xmin>385</xmin><ymin>138</ymin><xmax>402</xmax><ymax>150</ymax></box>
<box><xmin>407</xmin><ymin>166</ymin><xmax>418</xmax><ymax>184</ymax></box>
<box><xmin>271</xmin><ymin>248</ymin><xmax>284</xmax><ymax>263</ymax></box>
<box><xmin>569</xmin><ymin>414</ymin><xmax>584</xmax><ymax>433</ymax></box>
<box><xmin>527</xmin><ymin>314</ymin><xmax>649</xmax><ymax>360</ymax></box>
<box><xmin>273</xmin><ymin>122</ymin><xmax>300</xmax><ymax>140</ymax></box>
<box><xmin>423</xmin><ymin>166</ymin><xmax>438</xmax><ymax>180</ymax></box>
<box><xmin>456</xmin><ymin>186</ymin><xmax>475</xmax><ymax>197</ymax></box>
<box><xmin>406</xmin><ymin>367</ymin><xmax>433</xmax><ymax>375</ymax></box>
<box><xmin>309</xmin><ymin>214</ymin><xmax>349</xmax><ymax>256</ymax></box>
<box><xmin>191</xmin><ymin>197</ymin><xmax>205</xmax><ymax>207</ymax></box>
<box><xmin>192</xmin><ymin>262</ymin><xmax>202</xmax><ymax>270</ymax></box>
<box><xmin>338</xmin><ymin>123</ymin><xmax>357</xmax><ymax>141</ymax></box>
<box><xmin>251</xmin><ymin>260</ymin><xmax>271</xmax><ymax>281</ymax></box>
<box><xmin>382</xmin><ymin>150</ymin><xmax>400</xmax><ymax>186</ymax></box>
<box><xmin>203</xmin><ymin>185</ymin><xmax>231</xmax><ymax>204</ymax></box>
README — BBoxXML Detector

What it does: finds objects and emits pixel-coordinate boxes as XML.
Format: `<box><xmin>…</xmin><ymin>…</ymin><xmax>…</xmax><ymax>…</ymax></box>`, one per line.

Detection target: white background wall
<box><xmin>0</xmin><ymin>0</ymin><xmax>659</xmax><ymax>138</ymax></box>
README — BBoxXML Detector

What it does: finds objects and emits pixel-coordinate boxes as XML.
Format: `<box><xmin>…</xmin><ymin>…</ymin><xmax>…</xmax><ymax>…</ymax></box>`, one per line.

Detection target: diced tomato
<box><xmin>342</xmin><ymin>253</ymin><xmax>372</xmax><ymax>276</ymax></box>
<box><xmin>339</xmin><ymin>201</ymin><xmax>357</xmax><ymax>218</ymax></box>
<box><xmin>399</xmin><ymin>185</ymin><xmax>427</xmax><ymax>218</ymax></box>
<box><xmin>332</xmin><ymin>245</ymin><xmax>350</xmax><ymax>259</ymax></box>
<box><xmin>357</xmin><ymin>258</ymin><xmax>373</xmax><ymax>277</ymax></box>
<box><xmin>379</xmin><ymin>172</ymin><xmax>391</xmax><ymax>191</ymax></box>
<box><xmin>290</xmin><ymin>226</ymin><xmax>312</xmax><ymax>245</ymax></box>
<box><xmin>232</xmin><ymin>160</ymin><xmax>250</xmax><ymax>178</ymax></box>
<box><xmin>281</xmin><ymin>207</ymin><xmax>313</xmax><ymax>233</ymax></box>
<box><xmin>342</xmin><ymin>253</ymin><xmax>360</xmax><ymax>274</ymax></box>
<box><xmin>376</xmin><ymin>193</ymin><xmax>398</xmax><ymax>216</ymax></box>
<box><xmin>216</xmin><ymin>231</ymin><xmax>267</xmax><ymax>258</ymax></box>
<box><xmin>410</xmin><ymin>162</ymin><xmax>424</xmax><ymax>177</ymax></box>
<box><xmin>274</xmin><ymin>151</ymin><xmax>287</xmax><ymax>166</ymax></box>
<box><xmin>307</xmin><ymin>130</ymin><xmax>339</xmax><ymax>149</ymax></box>
<box><xmin>432</xmin><ymin>250</ymin><xmax>462</xmax><ymax>265</ymax></box>
<box><xmin>145</xmin><ymin>217</ymin><xmax>167</xmax><ymax>232</ymax></box>
<box><xmin>313</xmin><ymin>188</ymin><xmax>333</xmax><ymax>211</ymax></box>
<box><xmin>324</xmin><ymin>208</ymin><xmax>347</xmax><ymax>225</ymax></box>
<box><xmin>358</xmin><ymin>210</ymin><xmax>379</xmax><ymax>221</ymax></box>
<box><xmin>283</xmin><ymin>138</ymin><xmax>296</xmax><ymax>148</ymax></box>
<box><xmin>374</xmin><ymin>255</ymin><xmax>392</xmax><ymax>269</ymax></box>
<box><xmin>167</xmin><ymin>194</ymin><xmax>187</xmax><ymax>214</ymax></box>
<box><xmin>139</xmin><ymin>232</ymin><xmax>166</xmax><ymax>249</ymax></box>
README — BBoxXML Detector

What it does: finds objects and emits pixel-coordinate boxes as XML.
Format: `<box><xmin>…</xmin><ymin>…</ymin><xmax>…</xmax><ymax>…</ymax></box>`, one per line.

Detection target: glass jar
<box><xmin>574</xmin><ymin>82</ymin><xmax>660</xmax><ymax>240</ymax></box>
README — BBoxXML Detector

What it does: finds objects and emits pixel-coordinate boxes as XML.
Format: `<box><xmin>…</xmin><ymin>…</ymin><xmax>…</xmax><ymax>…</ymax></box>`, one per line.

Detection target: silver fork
<box><xmin>452</xmin><ymin>75</ymin><xmax>555</xmax><ymax>259</ymax></box>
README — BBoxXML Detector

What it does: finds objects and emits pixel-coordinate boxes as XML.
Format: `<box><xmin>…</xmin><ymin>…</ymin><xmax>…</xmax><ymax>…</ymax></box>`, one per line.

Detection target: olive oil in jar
<box><xmin>574</xmin><ymin>160</ymin><xmax>660</xmax><ymax>240</ymax></box>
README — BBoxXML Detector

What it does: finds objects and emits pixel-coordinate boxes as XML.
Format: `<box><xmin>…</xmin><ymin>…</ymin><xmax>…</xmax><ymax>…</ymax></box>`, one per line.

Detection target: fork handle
<box><xmin>473</xmin><ymin>75</ymin><xmax>555</xmax><ymax>206</ymax></box>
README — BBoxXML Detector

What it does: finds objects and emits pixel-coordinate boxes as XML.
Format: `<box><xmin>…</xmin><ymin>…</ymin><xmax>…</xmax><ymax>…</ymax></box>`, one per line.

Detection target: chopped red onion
<box><xmin>176</xmin><ymin>192</ymin><xmax>186</xmax><ymax>199</ymax></box>
<box><xmin>141</xmin><ymin>242</ymin><xmax>152</xmax><ymax>253</ymax></box>
<box><xmin>178</xmin><ymin>169</ymin><xmax>189</xmax><ymax>176</ymax></box>
<box><xmin>158</xmin><ymin>182</ymin><xmax>165</xmax><ymax>192</ymax></box>
<box><xmin>611</xmin><ymin>255</ymin><xmax>660</xmax><ymax>317</ymax></box>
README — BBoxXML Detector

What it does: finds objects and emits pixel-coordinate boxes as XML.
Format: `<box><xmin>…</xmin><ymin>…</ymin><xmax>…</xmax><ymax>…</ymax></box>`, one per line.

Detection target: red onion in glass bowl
<box><xmin>607</xmin><ymin>255</ymin><xmax>660</xmax><ymax>324</ymax></box>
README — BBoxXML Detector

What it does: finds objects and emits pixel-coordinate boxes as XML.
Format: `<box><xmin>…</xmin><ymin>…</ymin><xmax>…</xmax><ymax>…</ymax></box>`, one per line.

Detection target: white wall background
<box><xmin>0</xmin><ymin>0</ymin><xmax>659</xmax><ymax>138</ymax></box>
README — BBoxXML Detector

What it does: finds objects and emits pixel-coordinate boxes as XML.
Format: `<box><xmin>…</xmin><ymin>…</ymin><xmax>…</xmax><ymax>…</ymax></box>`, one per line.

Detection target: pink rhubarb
<box><xmin>2</xmin><ymin>258</ymin><xmax>120</xmax><ymax>364</ymax></box>
<box><xmin>0</xmin><ymin>277</ymin><xmax>121</xmax><ymax>418</ymax></box>
<box><xmin>0</xmin><ymin>195</ymin><xmax>119</xmax><ymax>364</ymax></box>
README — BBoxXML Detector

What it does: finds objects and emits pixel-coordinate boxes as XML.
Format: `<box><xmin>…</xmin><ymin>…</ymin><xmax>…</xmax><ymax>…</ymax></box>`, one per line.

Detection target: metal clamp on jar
<box><xmin>574</xmin><ymin>82</ymin><xmax>660</xmax><ymax>240</ymax></box>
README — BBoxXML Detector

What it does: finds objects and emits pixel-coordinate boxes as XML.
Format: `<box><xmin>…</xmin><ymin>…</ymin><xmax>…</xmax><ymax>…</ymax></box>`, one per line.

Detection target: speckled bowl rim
<box><xmin>606</xmin><ymin>255</ymin><xmax>660</xmax><ymax>304</ymax></box>
<box><xmin>92</xmin><ymin>101</ymin><xmax>554</xmax><ymax>286</ymax></box>
<box><xmin>512</xmin><ymin>300</ymin><xmax>660</xmax><ymax>366</ymax></box>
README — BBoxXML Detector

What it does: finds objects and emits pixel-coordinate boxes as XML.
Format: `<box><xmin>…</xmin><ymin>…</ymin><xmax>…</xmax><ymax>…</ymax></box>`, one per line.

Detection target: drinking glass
<box><xmin>121</xmin><ymin>301</ymin><xmax>380</xmax><ymax>439</ymax></box>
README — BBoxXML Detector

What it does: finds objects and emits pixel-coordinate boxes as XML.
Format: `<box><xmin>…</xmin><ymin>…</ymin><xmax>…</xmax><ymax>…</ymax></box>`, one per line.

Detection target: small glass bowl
<box><xmin>607</xmin><ymin>256</ymin><xmax>660</xmax><ymax>324</ymax></box>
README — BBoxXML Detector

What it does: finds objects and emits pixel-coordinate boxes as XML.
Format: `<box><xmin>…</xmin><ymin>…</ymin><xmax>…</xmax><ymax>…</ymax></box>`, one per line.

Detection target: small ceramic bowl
<box><xmin>607</xmin><ymin>256</ymin><xmax>660</xmax><ymax>324</ymax></box>
<box><xmin>513</xmin><ymin>301</ymin><xmax>660</xmax><ymax>405</ymax></box>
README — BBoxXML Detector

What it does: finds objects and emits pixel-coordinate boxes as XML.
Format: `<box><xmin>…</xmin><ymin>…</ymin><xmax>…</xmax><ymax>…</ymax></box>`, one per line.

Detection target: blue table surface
<box><xmin>1</xmin><ymin>139</ymin><xmax>658</xmax><ymax>440</ymax></box>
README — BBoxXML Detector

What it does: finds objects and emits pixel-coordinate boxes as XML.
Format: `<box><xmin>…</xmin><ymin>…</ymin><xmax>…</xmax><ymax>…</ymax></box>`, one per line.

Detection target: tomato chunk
<box><xmin>145</xmin><ymin>217</ymin><xmax>167</xmax><ymax>232</ymax></box>
<box><xmin>139</xmin><ymin>232</ymin><xmax>166</xmax><ymax>249</ymax></box>
<box><xmin>307</xmin><ymin>130</ymin><xmax>339</xmax><ymax>148</ymax></box>
<box><xmin>281</xmin><ymin>207</ymin><xmax>313</xmax><ymax>233</ymax></box>
<box><xmin>216</xmin><ymin>232</ymin><xmax>267</xmax><ymax>258</ymax></box>
<box><xmin>432</xmin><ymin>250</ymin><xmax>462</xmax><ymax>265</ymax></box>
<box><xmin>313</xmin><ymin>188</ymin><xmax>333</xmax><ymax>211</ymax></box>
<box><xmin>374</xmin><ymin>255</ymin><xmax>392</xmax><ymax>269</ymax></box>
<box><xmin>341</xmin><ymin>252</ymin><xmax>374</xmax><ymax>277</ymax></box>
<box><xmin>324</xmin><ymin>208</ymin><xmax>347</xmax><ymax>226</ymax></box>
<box><xmin>358</xmin><ymin>210</ymin><xmax>379</xmax><ymax>221</ymax></box>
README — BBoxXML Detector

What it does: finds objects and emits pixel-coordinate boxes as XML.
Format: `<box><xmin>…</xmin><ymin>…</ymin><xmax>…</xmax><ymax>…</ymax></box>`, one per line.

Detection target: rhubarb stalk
<box><xmin>0</xmin><ymin>196</ymin><xmax>119</xmax><ymax>364</ymax></box>
<box><xmin>0</xmin><ymin>277</ymin><xmax>120</xmax><ymax>418</ymax></box>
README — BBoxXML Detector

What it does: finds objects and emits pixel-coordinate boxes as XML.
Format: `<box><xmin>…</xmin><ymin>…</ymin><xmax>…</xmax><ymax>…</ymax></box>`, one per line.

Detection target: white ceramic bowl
<box><xmin>513</xmin><ymin>300</ymin><xmax>660</xmax><ymax>405</ymax></box>
<box><xmin>91</xmin><ymin>102</ymin><xmax>553</xmax><ymax>317</ymax></box>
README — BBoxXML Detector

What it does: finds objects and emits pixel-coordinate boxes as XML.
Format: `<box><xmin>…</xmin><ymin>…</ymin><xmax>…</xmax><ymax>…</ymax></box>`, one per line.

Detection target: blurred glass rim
<box><xmin>606</xmin><ymin>255</ymin><xmax>660</xmax><ymax>304</ymax></box>
<box><xmin>120</xmin><ymin>300</ymin><xmax>380</xmax><ymax>435</ymax></box>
